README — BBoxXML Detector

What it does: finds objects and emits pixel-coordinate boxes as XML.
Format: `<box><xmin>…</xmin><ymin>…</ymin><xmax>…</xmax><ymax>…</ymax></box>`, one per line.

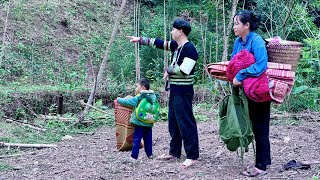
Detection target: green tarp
<box><xmin>218</xmin><ymin>87</ymin><xmax>254</xmax><ymax>153</ymax></box>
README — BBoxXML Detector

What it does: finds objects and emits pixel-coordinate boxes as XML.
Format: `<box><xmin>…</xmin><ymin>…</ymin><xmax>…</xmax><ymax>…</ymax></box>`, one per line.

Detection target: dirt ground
<box><xmin>0</xmin><ymin>113</ymin><xmax>319</xmax><ymax>180</ymax></box>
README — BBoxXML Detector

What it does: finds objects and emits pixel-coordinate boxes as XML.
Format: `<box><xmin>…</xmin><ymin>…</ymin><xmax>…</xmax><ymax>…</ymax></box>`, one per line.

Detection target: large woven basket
<box><xmin>267</xmin><ymin>41</ymin><xmax>302</xmax><ymax>71</ymax></box>
<box><xmin>114</xmin><ymin>99</ymin><xmax>144</xmax><ymax>151</ymax></box>
<box><xmin>114</xmin><ymin>100</ymin><xmax>134</xmax><ymax>151</ymax></box>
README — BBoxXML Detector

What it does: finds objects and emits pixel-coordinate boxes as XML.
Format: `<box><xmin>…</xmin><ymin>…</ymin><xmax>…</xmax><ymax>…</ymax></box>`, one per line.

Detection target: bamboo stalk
<box><xmin>40</xmin><ymin>115</ymin><xmax>76</xmax><ymax>122</ymax></box>
<box><xmin>215</xmin><ymin>0</ymin><xmax>219</xmax><ymax>63</ymax></box>
<box><xmin>134</xmin><ymin>0</ymin><xmax>140</xmax><ymax>81</ymax></box>
<box><xmin>222</xmin><ymin>0</ymin><xmax>239</xmax><ymax>61</ymax></box>
<box><xmin>0</xmin><ymin>0</ymin><xmax>10</xmax><ymax>66</ymax></box>
<box><xmin>80</xmin><ymin>0</ymin><xmax>127</xmax><ymax>122</ymax></box>
<box><xmin>0</xmin><ymin>142</ymin><xmax>57</xmax><ymax>148</ymax></box>
<box><xmin>163</xmin><ymin>0</ymin><xmax>168</xmax><ymax>70</ymax></box>
<box><xmin>5</xmin><ymin>119</ymin><xmax>46</xmax><ymax>132</ymax></box>
<box><xmin>282</xmin><ymin>0</ymin><xmax>295</xmax><ymax>38</ymax></box>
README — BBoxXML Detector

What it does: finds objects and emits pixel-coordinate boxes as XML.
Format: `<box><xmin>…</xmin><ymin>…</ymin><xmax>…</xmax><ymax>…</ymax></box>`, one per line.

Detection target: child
<box><xmin>117</xmin><ymin>78</ymin><xmax>159</xmax><ymax>161</ymax></box>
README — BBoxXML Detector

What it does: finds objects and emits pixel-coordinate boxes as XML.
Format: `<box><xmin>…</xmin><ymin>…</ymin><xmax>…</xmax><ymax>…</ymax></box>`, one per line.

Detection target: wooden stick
<box><xmin>279</xmin><ymin>146</ymin><xmax>287</xmax><ymax>153</ymax></box>
<box><xmin>80</xmin><ymin>120</ymin><xmax>94</xmax><ymax>124</ymax></box>
<box><xmin>0</xmin><ymin>142</ymin><xmax>57</xmax><ymax>148</ymax></box>
<box><xmin>40</xmin><ymin>115</ymin><xmax>76</xmax><ymax>122</ymax></box>
<box><xmin>5</xmin><ymin>119</ymin><xmax>46</xmax><ymax>132</ymax></box>
<box><xmin>0</xmin><ymin>151</ymin><xmax>37</xmax><ymax>159</ymax></box>
<box><xmin>269</xmin><ymin>177</ymin><xmax>289</xmax><ymax>179</ymax></box>
<box><xmin>0</xmin><ymin>153</ymin><xmax>23</xmax><ymax>159</ymax></box>
<box><xmin>77</xmin><ymin>132</ymin><xmax>95</xmax><ymax>135</ymax></box>
<box><xmin>79</xmin><ymin>100</ymin><xmax>109</xmax><ymax>114</ymax></box>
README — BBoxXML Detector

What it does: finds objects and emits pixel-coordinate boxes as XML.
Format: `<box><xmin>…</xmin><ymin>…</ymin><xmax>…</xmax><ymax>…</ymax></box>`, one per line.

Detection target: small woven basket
<box><xmin>267</xmin><ymin>41</ymin><xmax>302</xmax><ymax>71</ymax></box>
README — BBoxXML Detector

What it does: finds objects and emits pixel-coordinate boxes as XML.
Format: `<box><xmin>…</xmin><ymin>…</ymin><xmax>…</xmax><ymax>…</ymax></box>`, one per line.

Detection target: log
<box><xmin>57</xmin><ymin>94</ymin><xmax>64</xmax><ymax>114</ymax></box>
<box><xmin>5</xmin><ymin>119</ymin><xmax>46</xmax><ymax>132</ymax></box>
<box><xmin>0</xmin><ymin>142</ymin><xmax>57</xmax><ymax>148</ymax></box>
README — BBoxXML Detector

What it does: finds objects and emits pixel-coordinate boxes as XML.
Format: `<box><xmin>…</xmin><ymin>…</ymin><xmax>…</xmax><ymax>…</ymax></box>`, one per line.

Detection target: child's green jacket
<box><xmin>117</xmin><ymin>90</ymin><xmax>159</xmax><ymax>127</ymax></box>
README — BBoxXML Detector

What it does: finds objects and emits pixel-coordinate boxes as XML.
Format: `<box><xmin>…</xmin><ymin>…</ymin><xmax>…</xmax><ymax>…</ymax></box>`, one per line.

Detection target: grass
<box><xmin>0</xmin><ymin>162</ymin><xmax>14</xmax><ymax>171</ymax></box>
<box><xmin>270</xmin><ymin>118</ymin><xmax>302</xmax><ymax>126</ymax></box>
<box><xmin>194</xmin><ymin>103</ymin><xmax>217</xmax><ymax>122</ymax></box>
<box><xmin>0</xmin><ymin>84</ymin><xmax>90</xmax><ymax>95</ymax></box>
<box><xmin>0</xmin><ymin>107</ymin><xmax>114</xmax><ymax>156</ymax></box>
<box><xmin>158</xmin><ymin>103</ymin><xmax>217</xmax><ymax>123</ymax></box>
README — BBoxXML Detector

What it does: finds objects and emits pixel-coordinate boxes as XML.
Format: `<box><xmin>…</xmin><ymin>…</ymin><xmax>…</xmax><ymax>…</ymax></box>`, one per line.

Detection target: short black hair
<box><xmin>234</xmin><ymin>10</ymin><xmax>261</xmax><ymax>31</ymax></box>
<box><xmin>138</xmin><ymin>78</ymin><xmax>150</xmax><ymax>90</ymax></box>
<box><xmin>172</xmin><ymin>18</ymin><xmax>191</xmax><ymax>36</ymax></box>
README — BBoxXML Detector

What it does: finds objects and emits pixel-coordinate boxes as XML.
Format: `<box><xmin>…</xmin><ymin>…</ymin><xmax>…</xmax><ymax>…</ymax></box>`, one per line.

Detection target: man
<box><xmin>126</xmin><ymin>18</ymin><xmax>199</xmax><ymax>168</ymax></box>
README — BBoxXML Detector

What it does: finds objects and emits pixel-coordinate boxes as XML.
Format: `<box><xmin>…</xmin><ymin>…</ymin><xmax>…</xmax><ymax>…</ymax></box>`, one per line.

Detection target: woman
<box><xmin>231</xmin><ymin>10</ymin><xmax>271</xmax><ymax>177</ymax></box>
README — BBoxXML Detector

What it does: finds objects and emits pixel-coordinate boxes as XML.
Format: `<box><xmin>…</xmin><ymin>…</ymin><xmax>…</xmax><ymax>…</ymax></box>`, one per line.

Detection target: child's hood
<box><xmin>139</xmin><ymin>90</ymin><xmax>159</xmax><ymax>103</ymax></box>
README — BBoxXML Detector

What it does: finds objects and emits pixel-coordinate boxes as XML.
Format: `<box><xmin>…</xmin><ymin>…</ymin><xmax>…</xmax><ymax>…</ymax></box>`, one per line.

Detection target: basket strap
<box><xmin>249</xmin><ymin>35</ymin><xmax>264</xmax><ymax>54</ymax></box>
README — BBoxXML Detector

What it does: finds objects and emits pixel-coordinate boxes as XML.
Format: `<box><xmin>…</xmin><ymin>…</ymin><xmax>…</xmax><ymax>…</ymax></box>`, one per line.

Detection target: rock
<box><xmin>283</xmin><ymin>136</ymin><xmax>291</xmax><ymax>143</ymax></box>
<box><xmin>61</xmin><ymin>135</ymin><xmax>73</xmax><ymax>141</ymax></box>
<box><xmin>13</xmin><ymin>166</ymin><xmax>23</xmax><ymax>170</ymax></box>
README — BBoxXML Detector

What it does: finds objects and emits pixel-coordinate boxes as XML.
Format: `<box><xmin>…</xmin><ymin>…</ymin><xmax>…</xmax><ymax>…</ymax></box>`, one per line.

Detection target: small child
<box><xmin>117</xmin><ymin>78</ymin><xmax>159</xmax><ymax>161</ymax></box>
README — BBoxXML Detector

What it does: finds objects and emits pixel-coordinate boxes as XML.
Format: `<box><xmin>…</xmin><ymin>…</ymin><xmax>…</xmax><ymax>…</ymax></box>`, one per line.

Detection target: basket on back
<box><xmin>114</xmin><ymin>100</ymin><xmax>135</xmax><ymax>151</ymax></box>
<box><xmin>267</xmin><ymin>40</ymin><xmax>302</xmax><ymax>71</ymax></box>
<box><xmin>114</xmin><ymin>99</ymin><xmax>144</xmax><ymax>151</ymax></box>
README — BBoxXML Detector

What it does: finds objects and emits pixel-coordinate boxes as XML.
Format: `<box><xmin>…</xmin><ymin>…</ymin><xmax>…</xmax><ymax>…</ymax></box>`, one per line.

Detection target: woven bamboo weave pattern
<box><xmin>114</xmin><ymin>100</ymin><xmax>135</xmax><ymax>151</ymax></box>
<box><xmin>267</xmin><ymin>41</ymin><xmax>302</xmax><ymax>71</ymax></box>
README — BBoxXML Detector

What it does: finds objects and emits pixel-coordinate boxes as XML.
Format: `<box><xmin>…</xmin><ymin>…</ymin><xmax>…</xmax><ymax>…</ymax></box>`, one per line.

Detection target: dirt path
<box><xmin>1</xmin><ymin>118</ymin><xmax>319</xmax><ymax>180</ymax></box>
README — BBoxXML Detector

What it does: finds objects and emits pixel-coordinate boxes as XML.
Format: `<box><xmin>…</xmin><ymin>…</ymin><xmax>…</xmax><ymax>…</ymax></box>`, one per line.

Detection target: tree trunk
<box><xmin>79</xmin><ymin>0</ymin><xmax>127</xmax><ymax>122</ymax></box>
<box><xmin>222</xmin><ymin>0</ymin><xmax>239</xmax><ymax>61</ymax></box>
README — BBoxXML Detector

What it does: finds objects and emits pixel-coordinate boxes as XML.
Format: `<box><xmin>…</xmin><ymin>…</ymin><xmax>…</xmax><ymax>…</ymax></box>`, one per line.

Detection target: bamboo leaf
<box><xmin>292</xmin><ymin>85</ymin><xmax>309</xmax><ymax>94</ymax></box>
<box><xmin>299</xmin><ymin>68</ymin><xmax>314</xmax><ymax>73</ymax></box>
